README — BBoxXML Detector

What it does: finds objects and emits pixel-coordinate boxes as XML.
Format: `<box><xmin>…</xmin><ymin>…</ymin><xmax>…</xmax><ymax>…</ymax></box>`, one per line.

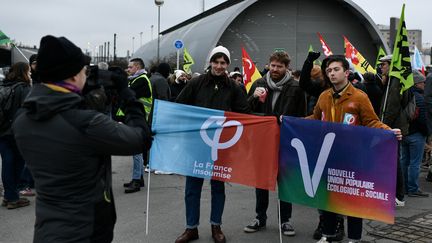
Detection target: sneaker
<box><xmin>243</xmin><ymin>219</ymin><xmax>266</xmax><ymax>233</ymax></box>
<box><xmin>395</xmin><ymin>198</ymin><xmax>405</xmax><ymax>207</ymax></box>
<box><xmin>19</xmin><ymin>187</ymin><xmax>35</xmax><ymax>196</ymax></box>
<box><xmin>144</xmin><ymin>166</ymin><xmax>154</xmax><ymax>173</ymax></box>
<box><xmin>6</xmin><ymin>198</ymin><xmax>30</xmax><ymax>209</ymax></box>
<box><xmin>317</xmin><ymin>236</ymin><xmax>329</xmax><ymax>243</ymax></box>
<box><xmin>281</xmin><ymin>221</ymin><xmax>296</xmax><ymax>236</ymax></box>
<box><xmin>408</xmin><ymin>190</ymin><xmax>429</xmax><ymax>197</ymax></box>
<box><xmin>124</xmin><ymin>180</ymin><xmax>141</xmax><ymax>193</ymax></box>
<box><xmin>313</xmin><ymin>216</ymin><xmax>324</xmax><ymax>240</ymax></box>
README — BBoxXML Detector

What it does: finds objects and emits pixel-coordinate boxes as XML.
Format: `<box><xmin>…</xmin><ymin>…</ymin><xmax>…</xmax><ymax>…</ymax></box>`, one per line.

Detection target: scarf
<box><xmin>265</xmin><ymin>71</ymin><xmax>292</xmax><ymax>110</ymax></box>
<box><xmin>128</xmin><ymin>69</ymin><xmax>147</xmax><ymax>81</ymax></box>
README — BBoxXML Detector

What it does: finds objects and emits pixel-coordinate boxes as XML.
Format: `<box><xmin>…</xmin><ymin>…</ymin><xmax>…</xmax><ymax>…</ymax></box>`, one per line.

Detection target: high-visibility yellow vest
<box><xmin>116</xmin><ymin>73</ymin><xmax>153</xmax><ymax>120</ymax></box>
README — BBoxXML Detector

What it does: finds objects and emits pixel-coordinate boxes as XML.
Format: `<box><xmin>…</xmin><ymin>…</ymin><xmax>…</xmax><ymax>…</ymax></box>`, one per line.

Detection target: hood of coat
<box><xmin>21</xmin><ymin>83</ymin><xmax>83</xmax><ymax>121</ymax></box>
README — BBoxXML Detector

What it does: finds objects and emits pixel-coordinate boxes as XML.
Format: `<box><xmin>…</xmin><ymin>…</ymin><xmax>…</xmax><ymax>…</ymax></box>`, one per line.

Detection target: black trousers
<box><xmin>396</xmin><ymin>143</ymin><xmax>405</xmax><ymax>200</ymax></box>
<box><xmin>322</xmin><ymin>211</ymin><xmax>362</xmax><ymax>240</ymax></box>
<box><xmin>91</xmin><ymin>195</ymin><xmax>117</xmax><ymax>243</ymax></box>
<box><xmin>255</xmin><ymin>188</ymin><xmax>292</xmax><ymax>223</ymax></box>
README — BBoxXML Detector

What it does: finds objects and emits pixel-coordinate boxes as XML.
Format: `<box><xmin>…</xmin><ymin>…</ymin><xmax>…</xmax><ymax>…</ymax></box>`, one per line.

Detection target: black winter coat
<box><xmin>13</xmin><ymin>83</ymin><xmax>151</xmax><ymax>243</ymax></box>
<box><xmin>0</xmin><ymin>79</ymin><xmax>30</xmax><ymax>136</ymax></box>
<box><xmin>380</xmin><ymin>77</ymin><xmax>410</xmax><ymax>135</ymax></box>
<box><xmin>247</xmin><ymin>77</ymin><xmax>307</xmax><ymax>117</ymax></box>
<box><xmin>176</xmin><ymin>72</ymin><xmax>250</xmax><ymax>113</ymax></box>
<box><xmin>150</xmin><ymin>72</ymin><xmax>171</xmax><ymax>101</ymax></box>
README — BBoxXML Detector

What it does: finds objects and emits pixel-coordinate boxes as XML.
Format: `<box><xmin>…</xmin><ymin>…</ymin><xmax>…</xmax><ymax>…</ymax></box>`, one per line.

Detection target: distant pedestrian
<box><xmin>170</xmin><ymin>70</ymin><xmax>188</xmax><ymax>102</ymax></box>
<box><xmin>400</xmin><ymin>70</ymin><xmax>429</xmax><ymax>197</ymax></box>
<box><xmin>0</xmin><ymin>62</ymin><xmax>32</xmax><ymax>209</ymax></box>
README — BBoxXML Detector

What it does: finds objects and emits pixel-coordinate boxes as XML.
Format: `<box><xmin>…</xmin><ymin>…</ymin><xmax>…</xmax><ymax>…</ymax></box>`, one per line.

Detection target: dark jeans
<box><xmin>255</xmin><ymin>188</ymin><xmax>292</xmax><ymax>223</ymax></box>
<box><xmin>0</xmin><ymin>136</ymin><xmax>25</xmax><ymax>201</ymax></box>
<box><xmin>401</xmin><ymin>132</ymin><xmax>427</xmax><ymax>192</ymax></box>
<box><xmin>18</xmin><ymin>165</ymin><xmax>34</xmax><ymax>189</ymax></box>
<box><xmin>322</xmin><ymin>211</ymin><xmax>362</xmax><ymax>240</ymax></box>
<box><xmin>185</xmin><ymin>176</ymin><xmax>225</xmax><ymax>228</ymax></box>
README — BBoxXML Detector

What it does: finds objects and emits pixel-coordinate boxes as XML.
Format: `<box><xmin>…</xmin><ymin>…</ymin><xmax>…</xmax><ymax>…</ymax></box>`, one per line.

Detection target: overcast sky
<box><xmin>1</xmin><ymin>0</ymin><xmax>430</xmax><ymax>57</ymax></box>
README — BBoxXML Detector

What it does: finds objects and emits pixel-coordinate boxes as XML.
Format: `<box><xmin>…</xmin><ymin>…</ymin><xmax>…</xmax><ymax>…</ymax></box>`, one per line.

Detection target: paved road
<box><xmin>1</xmin><ymin>156</ymin><xmax>431</xmax><ymax>243</ymax></box>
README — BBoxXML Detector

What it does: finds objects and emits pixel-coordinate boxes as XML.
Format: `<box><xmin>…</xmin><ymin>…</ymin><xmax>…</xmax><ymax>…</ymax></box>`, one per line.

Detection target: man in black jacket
<box><xmin>13</xmin><ymin>35</ymin><xmax>152</xmax><ymax>243</ymax></box>
<box><xmin>244</xmin><ymin>51</ymin><xmax>306</xmax><ymax>237</ymax></box>
<box><xmin>122</xmin><ymin>57</ymin><xmax>153</xmax><ymax>193</ymax></box>
<box><xmin>378</xmin><ymin>54</ymin><xmax>409</xmax><ymax>206</ymax></box>
<box><xmin>175</xmin><ymin>46</ymin><xmax>250</xmax><ymax>243</ymax></box>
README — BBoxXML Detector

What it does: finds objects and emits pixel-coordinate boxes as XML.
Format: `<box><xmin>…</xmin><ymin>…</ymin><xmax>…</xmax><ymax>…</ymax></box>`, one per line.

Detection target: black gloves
<box><xmin>307</xmin><ymin>51</ymin><xmax>321</xmax><ymax>62</ymax></box>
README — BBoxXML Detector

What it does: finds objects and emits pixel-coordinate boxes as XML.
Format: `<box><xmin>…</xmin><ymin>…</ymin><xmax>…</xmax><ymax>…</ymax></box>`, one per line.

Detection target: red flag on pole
<box><xmin>242</xmin><ymin>47</ymin><xmax>262</xmax><ymax>93</ymax></box>
<box><xmin>343</xmin><ymin>35</ymin><xmax>376</xmax><ymax>74</ymax></box>
<box><xmin>317</xmin><ymin>33</ymin><xmax>333</xmax><ymax>57</ymax></box>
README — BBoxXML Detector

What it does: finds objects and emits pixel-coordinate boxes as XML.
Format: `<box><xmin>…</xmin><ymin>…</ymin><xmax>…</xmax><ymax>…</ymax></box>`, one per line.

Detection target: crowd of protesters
<box><xmin>0</xmin><ymin>35</ymin><xmax>431</xmax><ymax>243</ymax></box>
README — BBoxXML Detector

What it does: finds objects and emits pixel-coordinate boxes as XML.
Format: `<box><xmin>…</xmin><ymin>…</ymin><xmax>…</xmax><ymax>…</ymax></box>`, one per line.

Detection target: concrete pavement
<box><xmin>1</xmin><ymin>155</ymin><xmax>431</xmax><ymax>243</ymax></box>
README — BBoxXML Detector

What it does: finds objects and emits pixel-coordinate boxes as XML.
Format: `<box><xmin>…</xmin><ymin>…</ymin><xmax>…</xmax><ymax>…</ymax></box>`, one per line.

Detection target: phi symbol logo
<box><xmin>291</xmin><ymin>133</ymin><xmax>336</xmax><ymax>198</ymax></box>
<box><xmin>200</xmin><ymin>116</ymin><xmax>243</xmax><ymax>161</ymax></box>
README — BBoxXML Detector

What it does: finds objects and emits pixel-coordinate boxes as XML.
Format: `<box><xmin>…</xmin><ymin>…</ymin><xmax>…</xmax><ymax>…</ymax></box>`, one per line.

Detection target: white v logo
<box><xmin>290</xmin><ymin>133</ymin><xmax>336</xmax><ymax>198</ymax></box>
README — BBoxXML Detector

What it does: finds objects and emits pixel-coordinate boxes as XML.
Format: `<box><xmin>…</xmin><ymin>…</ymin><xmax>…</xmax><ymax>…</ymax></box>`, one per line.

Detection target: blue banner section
<box><xmin>150</xmin><ymin>100</ymin><xmax>224</xmax><ymax>178</ymax></box>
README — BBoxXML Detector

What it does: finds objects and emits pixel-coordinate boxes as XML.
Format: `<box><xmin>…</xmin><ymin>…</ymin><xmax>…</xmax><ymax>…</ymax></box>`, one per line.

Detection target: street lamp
<box><xmin>155</xmin><ymin>0</ymin><xmax>164</xmax><ymax>63</ymax></box>
<box><xmin>151</xmin><ymin>25</ymin><xmax>154</xmax><ymax>41</ymax></box>
<box><xmin>132</xmin><ymin>36</ymin><xmax>135</xmax><ymax>56</ymax></box>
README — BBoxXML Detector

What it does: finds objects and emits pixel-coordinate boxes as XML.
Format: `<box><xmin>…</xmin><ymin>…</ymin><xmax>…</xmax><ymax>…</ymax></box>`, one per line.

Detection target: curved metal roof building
<box><xmin>134</xmin><ymin>0</ymin><xmax>388</xmax><ymax>72</ymax></box>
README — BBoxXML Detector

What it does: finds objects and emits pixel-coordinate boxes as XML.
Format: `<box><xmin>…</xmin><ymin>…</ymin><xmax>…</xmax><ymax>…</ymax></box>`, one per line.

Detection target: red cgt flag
<box><xmin>317</xmin><ymin>33</ymin><xmax>333</xmax><ymax>57</ymax></box>
<box><xmin>242</xmin><ymin>47</ymin><xmax>262</xmax><ymax>93</ymax></box>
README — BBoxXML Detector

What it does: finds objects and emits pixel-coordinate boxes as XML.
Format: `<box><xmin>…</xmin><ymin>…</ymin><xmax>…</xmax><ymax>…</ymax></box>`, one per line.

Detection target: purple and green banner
<box><xmin>278</xmin><ymin>116</ymin><xmax>398</xmax><ymax>224</ymax></box>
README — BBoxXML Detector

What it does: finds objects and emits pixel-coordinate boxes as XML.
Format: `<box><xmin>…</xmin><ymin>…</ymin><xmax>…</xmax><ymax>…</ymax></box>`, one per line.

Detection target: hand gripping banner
<box><xmin>278</xmin><ymin>116</ymin><xmax>398</xmax><ymax>223</ymax></box>
<box><xmin>150</xmin><ymin>100</ymin><xmax>280</xmax><ymax>190</ymax></box>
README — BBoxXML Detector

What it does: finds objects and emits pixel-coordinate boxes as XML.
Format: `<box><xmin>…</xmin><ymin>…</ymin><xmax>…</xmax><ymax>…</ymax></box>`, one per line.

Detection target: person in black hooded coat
<box><xmin>12</xmin><ymin>35</ymin><xmax>152</xmax><ymax>243</ymax></box>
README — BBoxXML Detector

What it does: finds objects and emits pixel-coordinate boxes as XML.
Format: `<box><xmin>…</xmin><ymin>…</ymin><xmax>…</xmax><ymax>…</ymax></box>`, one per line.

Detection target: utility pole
<box><xmin>107</xmin><ymin>41</ymin><xmax>110</xmax><ymax>62</ymax></box>
<box><xmin>113</xmin><ymin>33</ymin><xmax>117</xmax><ymax>61</ymax></box>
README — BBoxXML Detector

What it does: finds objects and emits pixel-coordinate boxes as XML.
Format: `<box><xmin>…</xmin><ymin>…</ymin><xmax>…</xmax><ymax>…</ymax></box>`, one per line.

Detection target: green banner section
<box><xmin>389</xmin><ymin>4</ymin><xmax>414</xmax><ymax>94</ymax></box>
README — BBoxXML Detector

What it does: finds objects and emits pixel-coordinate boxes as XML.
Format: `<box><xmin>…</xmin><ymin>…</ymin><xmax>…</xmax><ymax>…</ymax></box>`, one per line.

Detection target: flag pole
<box><xmin>145</xmin><ymin>163</ymin><xmax>152</xmax><ymax>235</ymax></box>
<box><xmin>11</xmin><ymin>43</ymin><xmax>29</xmax><ymax>62</ymax></box>
<box><xmin>277</xmin><ymin>199</ymin><xmax>282</xmax><ymax>243</ymax></box>
<box><xmin>380</xmin><ymin>76</ymin><xmax>391</xmax><ymax>121</ymax></box>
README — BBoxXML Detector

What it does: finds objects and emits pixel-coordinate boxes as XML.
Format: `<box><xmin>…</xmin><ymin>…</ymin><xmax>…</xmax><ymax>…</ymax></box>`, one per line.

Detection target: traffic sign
<box><xmin>174</xmin><ymin>40</ymin><xmax>183</xmax><ymax>49</ymax></box>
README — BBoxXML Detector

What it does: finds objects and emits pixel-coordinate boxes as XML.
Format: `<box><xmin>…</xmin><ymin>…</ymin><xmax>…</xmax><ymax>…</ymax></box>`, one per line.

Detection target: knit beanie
<box><xmin>157</xmin><ymin>62</ymin><xmax>171</xmax><ymax>78</ymax></box>
<box><xmin>29</xmin><ymin>54</ymin><xmax>37</xmax><ymax>64</ymax></box>
<box><xmin>413</xmin><ymin>69</ymin><xmax>426</xmax><ymax>84</ymax></box>
<box><xmin>37</xmin><ymin>35</ymin><xmax>91</xmax><ymax>82</ymax></box>
<box><xmin>175</xmin><ymin>70</ymin><xmax>186</xmax><ymax>80</ymax></box>
<box><xmin>209</xmin><ymin>46</ymin><xmax>230</xmax><ymax>64</ymax></box>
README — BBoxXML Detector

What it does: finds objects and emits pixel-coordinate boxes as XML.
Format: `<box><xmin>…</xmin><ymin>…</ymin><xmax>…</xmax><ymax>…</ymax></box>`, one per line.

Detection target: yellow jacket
<box><xmin>307</xmin><ymin>83</ymin><xmax>390</xmax><ymax>130</ymax></box>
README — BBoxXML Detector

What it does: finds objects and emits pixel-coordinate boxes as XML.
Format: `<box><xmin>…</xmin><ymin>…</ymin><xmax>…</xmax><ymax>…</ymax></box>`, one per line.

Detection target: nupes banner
<box><xmin>278</xmin><ymin>117</ymin><xmax>398</xmax><ymax>224</ymax></box>
<box><xmin>150</xmin><ymin>100</ymin><xmax>280</xmax><ymax>191</ymax></box>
